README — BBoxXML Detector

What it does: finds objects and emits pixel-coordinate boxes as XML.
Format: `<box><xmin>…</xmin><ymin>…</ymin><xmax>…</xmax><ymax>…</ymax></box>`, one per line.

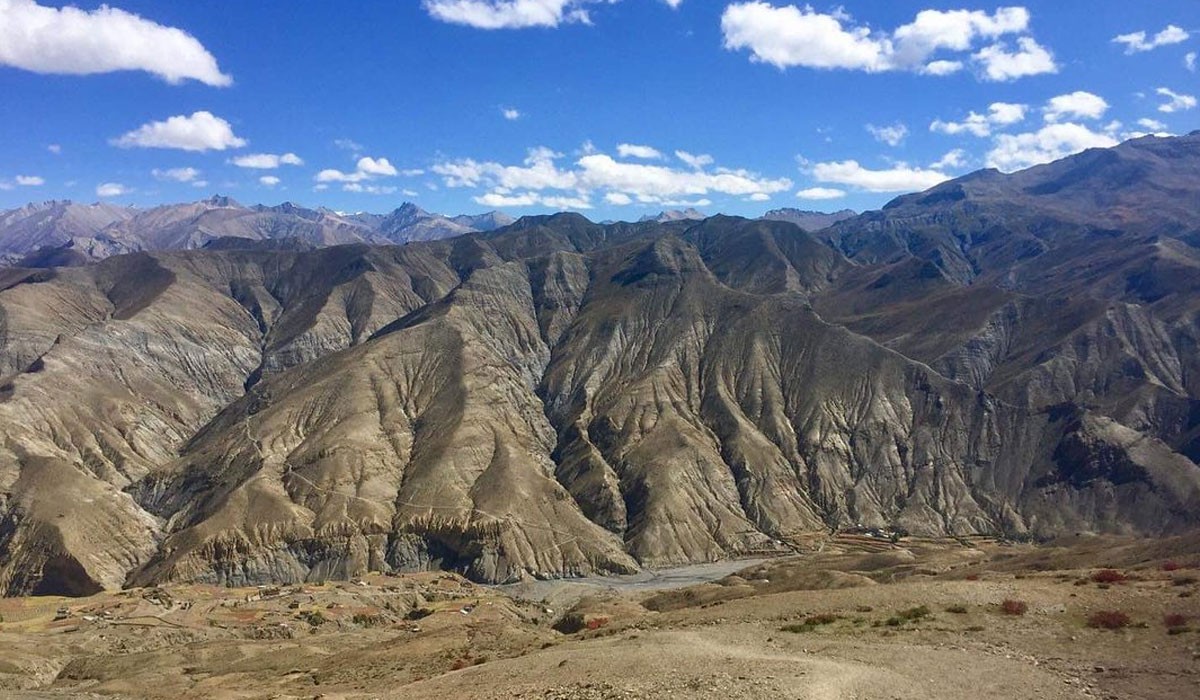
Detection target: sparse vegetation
<box><xmin>299</xmin><ymin>610</ymin><xmax>327</xmax><ymax>627</ymax></box>
<box><xmin>885</xmin><ymin>606</ymin><xmax>931</xmax><ymax>626</ymax></box>
<box><xmin>1162</xmin><ymin>560</ymin><xmax>1183</xmax><ymax>572</ymax></box>
<box><xmin>946</xmin><ymin>604</ymin><xmax>968</xmax><ymax>614</ymax></box>
<box><xmin>1163</xmin><ymin>613</ymin><xmax>1188</xmax><ymax>630</ymax></box>
<box><xmin>1000</xmin><ymin>599</ymin><xmax>1028</xmax><ymax>616</ymax></box>
<box><xmin>781</xmin><ymin>613</ymin><xmax>841</xmax><ymax>633</ymax></box>
<box><xmin>352</xmin><ymin>613</ymin><xmax>386</xmax><ymax>627</ymax></box>
<box><xmin>1087</xmin><ymin>610</ymin><xmax>1132</xmax><ymax>630</ymax></box>
<box><xmin>1091</xmin><ymin>569</ymin><xmax>1127</xmax><ymax>584</ymax></box>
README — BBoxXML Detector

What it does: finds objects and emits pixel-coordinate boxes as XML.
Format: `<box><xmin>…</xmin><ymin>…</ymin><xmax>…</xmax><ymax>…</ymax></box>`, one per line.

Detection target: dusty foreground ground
<box><xmin>2</xmin><ymin>534</ymin><xmax>1199</xmax><ymax>699</ymax></box>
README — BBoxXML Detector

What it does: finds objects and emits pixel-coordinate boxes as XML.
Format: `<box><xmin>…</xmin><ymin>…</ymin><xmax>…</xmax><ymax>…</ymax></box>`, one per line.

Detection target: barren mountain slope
<box><xmin>2</xmin><ymin>137</ymin><xmax>1200</xmax><ymax>596</ymax></box>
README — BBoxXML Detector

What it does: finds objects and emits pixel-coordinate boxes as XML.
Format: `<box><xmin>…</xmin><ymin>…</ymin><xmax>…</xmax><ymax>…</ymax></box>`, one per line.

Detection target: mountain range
<box><xmin>0</xmin><ymin>198</ymin><xmax>517</xmax><ymax>267</ymax></box>
<box><xmin>2</xmin><ymin>133</ymin><xmax>1199</xmax><ymax>596</ymax></box>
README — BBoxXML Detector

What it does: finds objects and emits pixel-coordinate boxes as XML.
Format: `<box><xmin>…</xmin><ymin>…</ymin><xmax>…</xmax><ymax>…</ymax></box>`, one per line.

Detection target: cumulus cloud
<box><xmin>986</xmin><ymin>122</ymin><xmax>1118</xmax><ymax>171</ymax></box>
<box><xmin>617</xmin><ymin>143</ymin><xmax>664</xmax><ymax>159</ymax></box>
<box><xmin>1137</xmin><ymin>118</ymin><xmax>1167</xmax><ymax>131</ymax></box>
<box><xmin>344</xmin><ymin>183</ymin><xmax>398</xmax><ymax>195</ymax></box>
<box><xmin>1113</xmin><ymin>25</ymin><xmax>1189</xmax><ymax>54</ymax></box>
<box><xmin>1187</xmin><ymin>52</ymin><xmax>1197</xmax><ymax>72</ymax></box>
<box><xmin>809</xmin><ymin>160</ymin><xmax>952</xmax><ymax>193</ymax></box>
<box><xmin>720</xmin><ymin>4</ymin><xmax>1053</xmax><ymax>81</ymax></box>
<box><xmin>259</xmin><ymin>175</ymin><xmax>280</xmax><ymax>187</ymax></box>
<box><xmin>423</xmin><ymin>0</ymin><xmax>599</xmax><ymax>30</ymax></box>
<box><xmin>316</xmin><ymin>156</ymin><xmax>401</xmax><ymax>185</ymax></box>
<box><xmin>972</xmin><ymin>36</ymin><xmax>1057</xmax><ymax>81</ymax></box>
<box><xmin>96</xmin><ymin>182</ymin><xmax>131</xmax><ymax>197</ymax></box>
<box><xmin>14</xmin><ymin>175</ymin><xmax>44</xmax><ymax>186</ymax></box>
<box><xmin>0</xmin><ymin>0</ymin><xmax>230</xmax><ymax>86</ymax></box>
<box><xmin>1043</xmin><ymin>91</ymin><xmax>1108</xmax><ymax>122</ymax></box>
<box><xmin>930</xmin><ymin>101</ymin><xmax>1027</xmax><ymax>137</ymax></box>
<box><xmin>922</xmin><ymin>59</ymin><xmax>963</xmax><ymax>76</ymax></box>
<box><xmin>931</xmin><ymin>149</ymin><xmax>968</xmax><ymax>169</ymax></box>
<box><xmin>1156</xmin><ymin>87</ymin><xmax>1197</xmax><ymax>113</ymax></box>
<box><xmin>113</xmin><ymin>111</ymin><xmax>247</xmax><ymax>152</ymax></box>
<box><xmin>231</xmin><ymin>152</ymin><xmax>303</xmax><ymax>169</ymax></box>
<box><xmin>433</xmin><ymin>144</ymin><xmax>790</xmax><ymax>208</ymax></box>
<box><xmin>866</xmin><ymin>122</ymin><xmax>908</xmax><ymax>146</ymax></box>
<box><xmin>152</xmin><ymin>167</ymin><xmax>200</xmax><ymax>182</ymax></box>
<box><xmin>676</xmin><ymin>150</ymin><xmax>714</xmax><ymax>169</ymax></box>
<box><xmin>795</xmin><ymin>187</ymin><xmax>846</xmax><ymax>200</ymax></box>
<box><xmin>501</xmin><ymin>107</ymin><xmax>522</xmax><ymax>120</ymax></box>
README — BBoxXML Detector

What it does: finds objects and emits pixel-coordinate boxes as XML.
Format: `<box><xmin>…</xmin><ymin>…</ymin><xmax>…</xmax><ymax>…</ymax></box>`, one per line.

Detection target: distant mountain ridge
<box><xmin>638</xmin><ymin>208</ymin><xmax>707</xmax><ymax>223</ymax></box>
<box><xmin>760</xmin><ymin>207</ymin><xmax>857</xmax><ymax>231</ymax></box>
<box><xmin>0</xmin><ymin>197</ymin><xmax>514</xmax><ymax>266</ymax></box>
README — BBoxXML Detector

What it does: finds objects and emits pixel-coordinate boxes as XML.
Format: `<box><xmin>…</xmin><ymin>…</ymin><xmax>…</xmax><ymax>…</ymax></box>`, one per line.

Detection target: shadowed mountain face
<box><xmin>2</xmin><ymin>135</ymin><xmax>1200</xmax><ymax>596</ymax></box>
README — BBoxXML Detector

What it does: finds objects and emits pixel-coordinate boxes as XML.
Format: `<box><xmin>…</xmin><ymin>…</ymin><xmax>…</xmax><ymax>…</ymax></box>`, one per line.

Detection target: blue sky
<box><xmin>0</xmin><ymin>1</ymin><xmax>1197</xmax><ymax>218</ymax></box>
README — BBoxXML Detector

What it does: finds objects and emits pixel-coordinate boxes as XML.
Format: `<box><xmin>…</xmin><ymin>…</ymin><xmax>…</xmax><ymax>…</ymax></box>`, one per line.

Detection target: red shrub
<box><xmin>450</xmin><ymin>659</ymin><xmax>469</xmax><ymax>671</ymax></box>
<box><xmin>1091</xmin><ymin>569</ymin><xmax>1127</xmax><ymax>584</ymax></box>
<box><xmin>1164</xmin><ymin>613</ymin><xmax>1188</xmax><ymax>629</ymax></box>
<box><xmin>585</xmin><ymin>616</ymin><xmax>609</xmax><ymax>630</ymax></box>
<box><xmin>1000</xmin><ymin>599</ymin><xmax>1028</xmax><ymax>616</ymax></box>
<box><xmin>964</xmin><ymin>573</ymin><xmax>980</xmax><ymax>581</ymax></box>
<box><xmin>1087</xmin><ymin>610</ymin><xmax>1131</xmax><ymax>629</ymax></box>
<box><xmin>1162</xmin><ymin>561</ymin><xmax>1183</xmax><ymax>572</ymax></box>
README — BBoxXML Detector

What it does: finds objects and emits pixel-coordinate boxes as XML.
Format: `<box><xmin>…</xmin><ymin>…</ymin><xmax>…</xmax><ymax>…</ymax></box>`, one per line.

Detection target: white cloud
<box><xmin>152</xmin><ymin>167</ymin><xmax>200</xmax><ymax>182</ymax></box>
<box><xmin>1187</xmin><ymin>52</ymin><xmax>1197</xmax><ymax>72</ymax></box>
<box><xmin>931</xmin><ymin>149</ymin><xmax>968</xmax><ymax>169</ymax></box>
<box><xmin>192</xmin><ymin>180</ymin><xmax>208</xmax><ymax>188</ymax></box>
<box><xmin>344</xmin><ymin>183</ymin><xmax>398</xmax><ymax>195</ymax></box>
<box><xmin>972</xmin><ymin>36</ymin><xmax>1057</xmax><ymax>81</ymax></box>
<box><xmin>433</xmin><ymin>144</ymin><xmax>790</xmax><ymax>207</ymax></box>
<box><xmin>46</xmin><ymin>143</ymin><xmax>61</xmax><ymax>154</ymax></box>
<box><xmin>746</xmin><ymin>192</ymin><xmax>771</xmax><ymax>202</ymax></box>
<box><xmin>922</xmin><ymin>59</ymin><xmax>963</xmax><ymax>76</ymax></box>
<box><xmin>616</xmin><ymin>143</ymin><xmax>664</xmax><ymax>159</ymax></box>
<box><xmin>0</xmin><ymin>0</ymin><xmax>231</xmax><ymax>86</ymax></box>
<box><xmin>810</xmin><ymin>160</ymin><xmax>951</xmax><ymax>192</ymax></box>
<box><xmin>475</xmin><ymin>191</ymin><xmax>592</xmax><ymax>209</ymax></box>
<box><xmin>259</xmin><ymin>175</ymin><xmax>280</xmax><ymax>187</ymax></box>
<box><xmin>1043</xmin><ymin>91</ymin><xmax>1108</xmax><ymax>122</ymax></box>
<box><xmin>1113</xmin><ymin>25</ymin><xmax>1189</xmax><ymax>54</ymax></box>
<box><xmin>1137</xmin><ymin>117</ymin><xmax>1167</xmax><ymax>131</ymax></box>
<box><xmin>96</xmin><ymin>182</ymin><xmax>131</xmax><ymax>197</ymax></box>
<box><xmin>676</xmin><ymin>150</ymin><xmax>714</xmax><ymax>169</ymax></box>
<box><xmin>316</xmin><ymin>156</ymin><xmax>401</xmax><ymax>183</ymax></box>
<box><xmin>433</xmin><ymin>147</ymin><xmax>578</xmax><ymax>190</ymax></box>
<box><xmin>796</xmin><ymin>187</ymin><xmax>845</xmax><ymax>200</ymax></box>
<box><xmin>501</xmin><ymin>107</ymin><xmax>522</xmax><ymax>120</ymax></box>
<box><xmin>113</xmin><ymin>111</ymin><xmax>246</xmax><ymax>152</ymax></box>
<box><xmin>1156</xmin><ymin>87</ymin><xmax>1197</xmax><ymax>113</ymax></box>
<box><xmin>14</xmin><ymin>175</ymin><xmax>44</xmax><ymax>186</ymax></box>
<box><xmin>334</xmin><ymin>138</ymin><xmax>364</xmax><ymax>153</ymax></box>
<box><xmin>930</xmin><ymin>101</ymin><xmax>1027</xmax><ymax>137</ymax></box>
<box><xmin>231</xmin><ymin>152</ymin><xmax>303</xmax><ymax>169</ymax></box>
<box><xmin>576</xmin><ymin>154</ymin><xmax>791</xmax><ymax>200</ymax></box>
<box><xmin>423</xmin><ymin>0</ymin><xmax>599</xmax><ymax>30</ymax></box>
<box><xmin>986</xmin><ymin>122</ymin><xmax>1118</xmax><ymax>171</ymax></box>
<box><xmin>720</xmin><ymin>4</ymin><xmax>1049</xmax><ymax>81</ymax></box>
<box><xmin>866</xmin><ymin>122</ymin><xmax>908</xmax><ymax>146</ymax></box>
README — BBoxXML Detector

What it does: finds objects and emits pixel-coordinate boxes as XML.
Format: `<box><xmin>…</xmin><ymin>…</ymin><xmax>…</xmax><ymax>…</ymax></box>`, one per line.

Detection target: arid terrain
<box><xmin>2</xmin><ymin>533</ymin><xmax>1197</xmax><ymax>699</ymax></box>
